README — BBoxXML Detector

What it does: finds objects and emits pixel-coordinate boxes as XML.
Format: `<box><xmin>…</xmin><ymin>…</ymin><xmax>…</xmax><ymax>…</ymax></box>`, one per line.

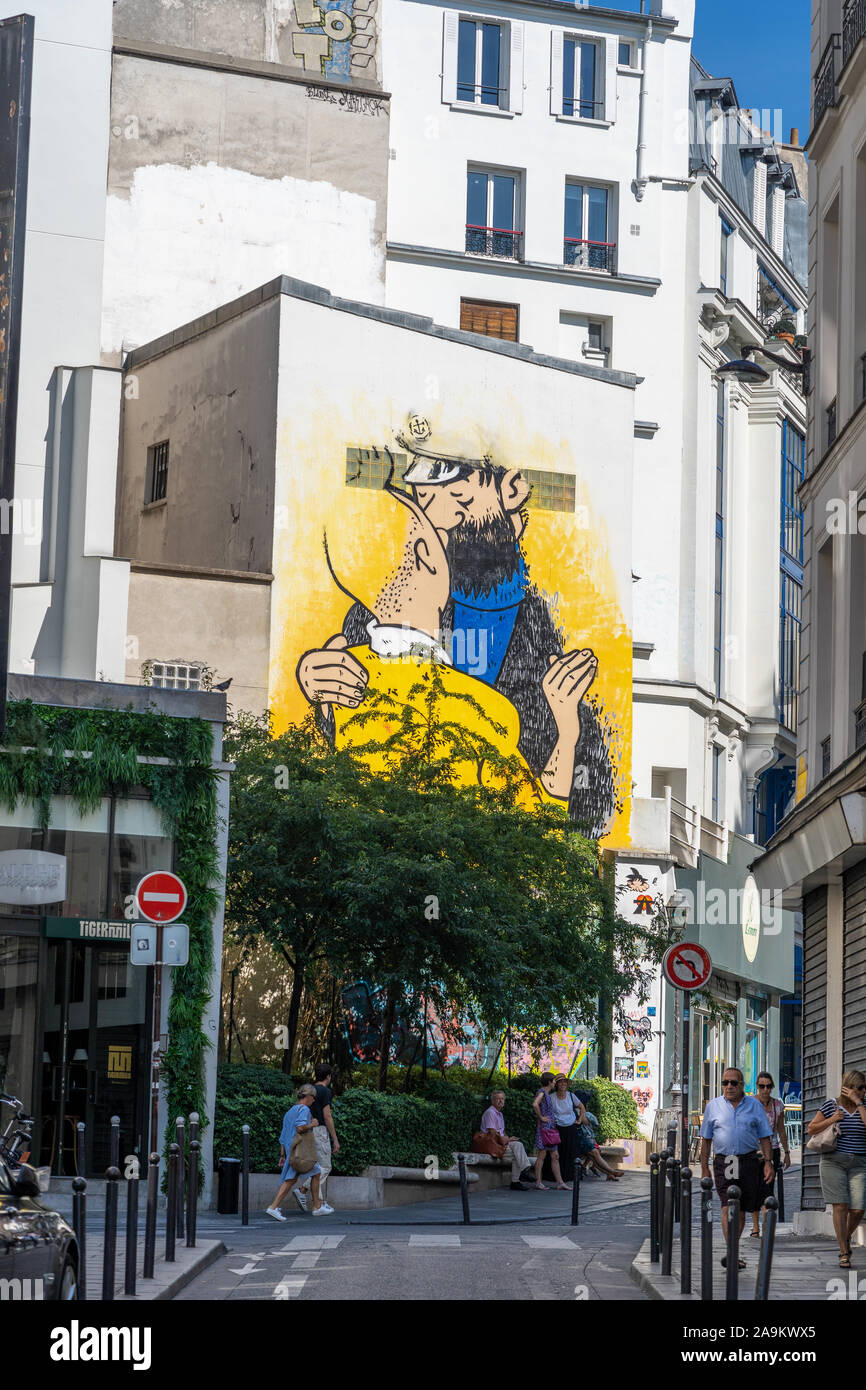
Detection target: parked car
<box><xmin>0</xmin><ymin>1096</ymin><xmax>79</xmax><ymax>1300</ymax></box>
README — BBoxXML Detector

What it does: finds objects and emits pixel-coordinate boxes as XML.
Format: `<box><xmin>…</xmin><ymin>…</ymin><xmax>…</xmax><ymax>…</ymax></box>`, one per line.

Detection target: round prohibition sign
<box><xmin>135</xmin><ymin>870</ymin><xmax>187</xmax><ymax>924</ymax></box>
<box><xmin>662</xmin><ymin>941</ymin><xmax>712</xmax><ymax>991</ymax></box>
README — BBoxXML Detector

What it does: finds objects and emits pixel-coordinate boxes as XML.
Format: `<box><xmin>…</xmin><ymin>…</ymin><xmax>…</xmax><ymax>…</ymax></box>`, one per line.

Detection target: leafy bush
<box><xmin>212</xmin><ymin>1064</ymin><xmax>639</xmax><ymax>1175</ymax></box>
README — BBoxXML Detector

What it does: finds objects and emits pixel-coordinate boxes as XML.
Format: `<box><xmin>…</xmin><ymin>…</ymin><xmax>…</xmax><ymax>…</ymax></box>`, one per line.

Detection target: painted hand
<box><xmin>542</xmin><ymin>649</ymin><xmax>598</xmax><ymax>741</ymax></box>
<box><xmin>296</xmin><ymin>633</ymin><xmax>369</xmax><ymax>717</ymax></box>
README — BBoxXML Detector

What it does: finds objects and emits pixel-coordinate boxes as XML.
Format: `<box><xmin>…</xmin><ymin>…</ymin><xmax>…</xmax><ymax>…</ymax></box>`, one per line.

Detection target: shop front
<box><xmin>666</xmin><ymin>831</ymin><xmax>796</xmax><ymax>1122</ymax></box>
<box><xmin>0</xmin><ymin>795</ymin><xmax>173</xmax><ymax>1174</ymax></box>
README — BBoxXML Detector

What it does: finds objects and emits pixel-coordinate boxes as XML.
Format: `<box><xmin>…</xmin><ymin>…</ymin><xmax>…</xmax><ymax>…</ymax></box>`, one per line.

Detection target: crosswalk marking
<box><xmin>273</xmin><ymin>1235</ymin><xmax>345</xmax><ymax>1251</ymax></box>
<box><xmin>291</xmin><ymin>1252</ymin><xmax>321</xmax><ymax>1269</ymax></box>
<box><xmin>408</xmin><ymin>1234</ymin><xmax>461</xmax><ymax>1247</ymax></box>
<box><xmin>521</xmin><ymin>1236</ymin><xmax>577</xmax><ymax>1249</ymax></box>
<box><xmin>274</xmin><ymin>1277</ymin><xmax>308</xmax><ymax>1299</ymax></box>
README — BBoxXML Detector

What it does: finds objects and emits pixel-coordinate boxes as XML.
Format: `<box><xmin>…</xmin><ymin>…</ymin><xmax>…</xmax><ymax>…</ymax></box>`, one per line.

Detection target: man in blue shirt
<box><xmin>700</xmin><ymin>1068</ymin><xmax>775</xmax><ymax>1267</ymax></box>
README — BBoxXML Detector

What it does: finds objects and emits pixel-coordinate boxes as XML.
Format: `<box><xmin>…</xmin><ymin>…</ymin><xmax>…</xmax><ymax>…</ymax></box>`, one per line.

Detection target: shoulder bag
<box><xmin>289</xmin><ymin>1124</ymin><xmax>318</xmax><ymax>1173</ymax></box>
<box><xmin>805</xmin><ymin>1109</ymin><xmax>840</xmax><ymax>1154</ymax></box>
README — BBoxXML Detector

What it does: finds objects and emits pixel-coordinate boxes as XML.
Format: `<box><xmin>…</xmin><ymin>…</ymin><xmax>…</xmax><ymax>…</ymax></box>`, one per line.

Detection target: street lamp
<box><xmin>715</xmin><ymin>343</ymin><xmax>811</xmax><ymax>395</ymax></box>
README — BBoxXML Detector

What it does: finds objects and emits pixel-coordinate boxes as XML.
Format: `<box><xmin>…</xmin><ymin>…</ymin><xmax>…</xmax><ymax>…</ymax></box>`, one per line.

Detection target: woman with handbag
<box><xmin>266</xmin><ymin>1083</ymin><xmax>333</xmax><ymax>1220</ymax></box>
<box><xmin>806</xmin><ymin>1068</ymin><xmax>866</xmax><ymax>1267</ymax></box>
<box><xmin>550</xmin><ymin>1074</ymin><xmax>607</xmax><ymax>1182</ymax></box>
<box><xmin>532</xmin><ymin>1072</ymin><xmax>570</xmax><ymax>1191</ymax></box>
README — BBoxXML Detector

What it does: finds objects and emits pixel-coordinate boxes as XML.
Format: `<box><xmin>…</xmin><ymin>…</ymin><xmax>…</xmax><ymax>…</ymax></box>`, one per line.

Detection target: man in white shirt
<box><xmin>479</xmin><ymin>1089</ymin><xmax>532</xmax><ymax>1189</ymax></box>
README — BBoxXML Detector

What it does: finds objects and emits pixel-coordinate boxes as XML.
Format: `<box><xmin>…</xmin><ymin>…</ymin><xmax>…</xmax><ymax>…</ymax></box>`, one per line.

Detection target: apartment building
<box><xmin>754</xmin><ymin>0</ymin><xmax>866</xmax><ymax>1225</ymax></box>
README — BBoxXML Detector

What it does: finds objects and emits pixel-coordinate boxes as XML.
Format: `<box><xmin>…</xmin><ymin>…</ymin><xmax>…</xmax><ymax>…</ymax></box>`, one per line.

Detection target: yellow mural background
<box><xmin>269</xmin><ymin>390</ymin><xmax>633</xmax><ymax>847</ymax></box>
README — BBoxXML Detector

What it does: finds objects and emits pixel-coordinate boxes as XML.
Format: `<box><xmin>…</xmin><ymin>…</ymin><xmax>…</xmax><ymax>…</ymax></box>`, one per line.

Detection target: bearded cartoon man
<box><xmin>297</xmin><ymin>428</ymin><xmax>615</xmax><ymax>833</ymax></box>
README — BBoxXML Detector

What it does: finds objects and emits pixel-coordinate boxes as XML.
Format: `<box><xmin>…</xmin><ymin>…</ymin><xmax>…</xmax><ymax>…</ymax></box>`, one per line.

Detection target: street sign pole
<box><xmin>149</xmin><ymin>921</ymin><xmax>163</xmax><ymax>1158</ymax></box>
<box><xmin>682</xmin><ymin>999</ymin><xmax>690</xmax><ymax>1166</ymax></box>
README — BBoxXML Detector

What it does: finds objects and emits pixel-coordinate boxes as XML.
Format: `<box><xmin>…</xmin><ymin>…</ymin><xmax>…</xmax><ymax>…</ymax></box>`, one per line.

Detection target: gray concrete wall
<box><xmin>117</xmin><ymin>295</ymin><xmax>280</xmax><ymax>578</ymax></box>
<box><xmin>102</xmin><ymin>2</ymin><xmax>389</xmax><ymax>357</ymax></box>
<box><xmin>113</xmin><ymin>0</ymin><xmax>380</xmax><ymax>83</ymax></box>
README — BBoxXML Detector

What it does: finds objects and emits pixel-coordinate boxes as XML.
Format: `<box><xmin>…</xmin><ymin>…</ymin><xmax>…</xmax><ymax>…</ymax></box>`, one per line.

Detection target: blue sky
<box><xmin>691</xmin><ymin>0</ymin><xmax>812</xmax><ymax>146</ymax></box>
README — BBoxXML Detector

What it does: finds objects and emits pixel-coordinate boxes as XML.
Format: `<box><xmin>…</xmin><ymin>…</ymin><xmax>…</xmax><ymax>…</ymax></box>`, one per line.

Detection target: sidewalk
<box><xmin>78</xmin><ymin>1233</ymin><xmax>224</xmax><ymax>1302</ymax></box>
<box><xmin>337</xmin><ymin>1168</ymin><xmax>649</xmax><ymax>1224</ymax></box>
<box><xmin>631</xmin><ymin>1231</ymin><xmax>862</xmax><ymax>1301</ymax></box>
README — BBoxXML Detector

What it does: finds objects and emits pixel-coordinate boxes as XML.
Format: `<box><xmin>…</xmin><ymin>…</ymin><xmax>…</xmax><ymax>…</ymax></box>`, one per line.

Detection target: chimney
<box><xmin>790</xmin><ymin>127</ymin><xmax>800</xmax><ymax>146</ymax></box>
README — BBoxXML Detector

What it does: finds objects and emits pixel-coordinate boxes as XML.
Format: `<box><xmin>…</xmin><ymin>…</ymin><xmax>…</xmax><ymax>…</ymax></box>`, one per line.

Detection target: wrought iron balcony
<box><xmin>856</xmin><ymin>702</ymin><xmax>866</xmax><ymax>751</ymax></box>
<box><xmin>843</xmin><ymin>0</ymin><xmax>866</xmax><ymax>69</ymax></box>
<box><xmin>813</xmin><ymin>33</ymin><xmax>841</xmax><ymax>131</ymax></box>
<box><xmin>827</xmin><ymin>398</ymin><xmax>838</xmax><ymax>448</ymax></box>
<box><xmin>822</xmin><ymin>735</ymin><xmax>832</xmax><ymax>779</ymax></box>
<box><xmin>563</xmin><ymin>238</ymin><xmax>616</xmax><ymax>273</ymax></box>
<box><xmin>465</xmin><ymin>224</ymin><xmax>522</xmax><ymax>259</ymax></box>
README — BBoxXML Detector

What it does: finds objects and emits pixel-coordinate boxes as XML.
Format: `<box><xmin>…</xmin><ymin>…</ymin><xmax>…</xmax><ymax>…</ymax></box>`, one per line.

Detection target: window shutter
<box><xmin>460</xmin><ymin>298</ymin><xmax>519</xmax><ymax>342</ymax></box>
<box><xmin>509</xmin><ymin>21</ymin><xmax>524</xmax><ymax>113</ymax></box>
<box><xmin>604</xmin><ymin>36</ymin><xmax>617</xmax><ymax>122</ymax></box>
<box><xmin>442</xmin><ymin>10</ymin><xmax>459</xmax><ymax>104</ymax></box>
<box><xmin>550</xmin><ymin>28</ymin><xmax>564</xmax><ymax>115</ymax></box>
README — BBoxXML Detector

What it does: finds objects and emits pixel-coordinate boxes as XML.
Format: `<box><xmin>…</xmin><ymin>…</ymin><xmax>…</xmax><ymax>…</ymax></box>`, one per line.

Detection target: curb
<box><xmin>113</xmin><ymin>1240</ymin><xmax>226</xmax><ymax>1301</ymax></box>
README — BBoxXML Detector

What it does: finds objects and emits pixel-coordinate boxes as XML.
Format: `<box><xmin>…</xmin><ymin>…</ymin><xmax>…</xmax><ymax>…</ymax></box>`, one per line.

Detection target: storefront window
<box><xmin>0</xmin><ymin>934</ymin><xmax>38</xmax><ymax>1102</ymax></box>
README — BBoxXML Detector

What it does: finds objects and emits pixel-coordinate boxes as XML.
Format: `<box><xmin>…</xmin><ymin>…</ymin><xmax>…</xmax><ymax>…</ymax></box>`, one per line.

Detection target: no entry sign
<box><xmin>135</xmin><ymin>870</ymin><xmax>187</xmax><ymax>923</ymax></box>
<box><xmin>662</xmin><ymin>941</ymin><xmax>712</xmax><ymax>991</ymax></box>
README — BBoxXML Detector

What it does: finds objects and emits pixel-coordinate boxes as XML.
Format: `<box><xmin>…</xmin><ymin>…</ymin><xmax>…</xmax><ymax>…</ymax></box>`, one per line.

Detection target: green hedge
<box><xmin>212</xmin><ymin>1065</ymin><xmax>639</xmax><ymax>1175</ymax></box>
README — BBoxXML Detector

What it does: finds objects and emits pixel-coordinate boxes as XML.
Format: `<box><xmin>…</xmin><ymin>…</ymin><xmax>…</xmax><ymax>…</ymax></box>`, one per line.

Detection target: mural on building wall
<box><xmin>341</xmin><ymin>982</ymin><xmax>595</xmax><ymax>1077</ymax></box>
<box><xmin>265</xmin><ymin>0</ymin><xmax>378</xmax><ymax>81</ymax></box>
<box><xmin>287</xmin><ymin>415</ymin><xmax>629</xmax><ymax>839</ymax></box>
<box><xmin>610</xmin><ymin>861</ymin><xmax>674</xmax><ymax>1137</ymax></box>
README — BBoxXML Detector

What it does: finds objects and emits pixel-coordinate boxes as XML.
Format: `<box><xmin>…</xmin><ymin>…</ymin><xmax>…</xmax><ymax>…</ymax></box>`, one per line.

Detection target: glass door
<box><xmin>40</xmin><ymin>942</ymin><xmax>150</xmax><ymax>1174</ymax></box>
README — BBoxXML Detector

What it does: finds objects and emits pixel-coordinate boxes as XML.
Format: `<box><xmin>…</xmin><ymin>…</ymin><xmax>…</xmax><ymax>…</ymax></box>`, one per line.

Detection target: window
<box><xmin>618</xmin><ymin>39</ymin><xmax>636</xmax><ymax>68</ymax></box>
<box><xmin>720</xmin><ymin>217</ymin><xmax>733</xmax><ymax>296</ymax></box>
<box><xmin>827</xmin><ymin>398</ymin><xmax>838</xmax><ymax>448</ymax></box>
<box><xmin>779</xmin><ymin>422</ymin><xmax>805</xmax><ymax>729</ymax></box>
<box><xmin>757</xmin><ymin>264</ymin><xmax>796</xmax><ymax>329</ymax></box>
<box><xmin>443</xmin><ymin>12</ymin><xmax>523</xmax><ymax>113</ymax></box>
<box><xmin>587</xmin><ymin>321</ymin><xmax>605</xmax><ymax>352</ymax></box>
<box><xmin>143</xmin><ymin>660</ymin><xmax>210</xmax><ymax>691</ymax></box>
<box><xmin>822</xmin><ymin>735</ymin><xmax>832</xmax><ymax>779</ymax></box>
<box><xmin>459</xmin><ymin>297</ymin><xmax>519</xmax><ymax>341</ymax></box>
<box><xmin>563</xmin><ymin>37</ymin><xmax>603</xmax><ymax>119</ymax></box>
<box><xmin>146</xmin><ymin>440</ymin><xmax>169</xmax><ymax>504</ymax></box>
<box><xmin>520</xmin><ymin>468</ymin><xmax>575</xmax><ymax>513</ymax></box>
<box><xmin>345</xmin><ymin>447</ymin><xmax>408</xmax><ymax>491</ymax></box>
<box><xmin>563</xmin><ymin>182</ymin><xmax>614</xmax><ymax>271</ymax></box>
<box><xmin>466</xmin><ymin>168</ymin><xmax>521</xmax><ymax>258</ymax></box>
<box><xmin>457</xmin><ymin>18</ymin><xmax>504</xmax><ymax>105</ymax></box>
<box><xmin>714</xmin><ymin>380</ymin><xmax>726</xmax><ymax>696</ymax></box>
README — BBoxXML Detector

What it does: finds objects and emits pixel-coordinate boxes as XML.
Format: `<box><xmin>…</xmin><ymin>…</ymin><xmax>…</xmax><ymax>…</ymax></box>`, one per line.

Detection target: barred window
<box><xmin>146</xmin><ymin>440</ymin><xmax>169</xmax><ymax>504</ymax></box>
<box><xmin>143</xmin><ymin>660</ymin><xmax>209</xmax><ymax>691</ymax></box>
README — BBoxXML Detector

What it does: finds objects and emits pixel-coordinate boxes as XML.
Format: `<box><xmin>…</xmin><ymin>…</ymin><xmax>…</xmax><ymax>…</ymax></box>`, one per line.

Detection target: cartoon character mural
<box><xmin>294</xmin><ymin>419</ymin><xmax>620</xmax><ymax>836</ymax></box>
<box><xmin>622</xmin><ymin>1014</ymin><xmax>653</xmax><ymax>1056</ymax></box>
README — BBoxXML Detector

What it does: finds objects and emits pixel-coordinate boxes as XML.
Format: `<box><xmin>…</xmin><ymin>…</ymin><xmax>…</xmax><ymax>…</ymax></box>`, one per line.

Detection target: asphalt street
<box><xmin>176</xmin><ymin>1174</ymin><xmax>653</xmax><ymax>1301</ymax></box>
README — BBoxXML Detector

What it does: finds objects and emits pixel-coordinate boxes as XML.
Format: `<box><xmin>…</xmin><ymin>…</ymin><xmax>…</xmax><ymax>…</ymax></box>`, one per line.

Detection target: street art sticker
<box><xmin>286</xmin><ymin>415</ymin><xmax>628</xmax><ymax>840</ymax></box>
<box><xmin>610</xmin><ymin>862</ymin><xmax>674</xmax><ymax>1136</ymax></box>
<box><xmin>266</xmin><ymin>0</ymin><xmax>378</xmax><ymax>81</ymax></box>
<box><xmin>614</xmin><ymin>1056</ymin><xmax>634</xmax><ymax>1083</ymax></box>
<box><xmin>631</xmin><ymin>1086</ymin><xmax>653</xmax><ymax>1115</ymax></box>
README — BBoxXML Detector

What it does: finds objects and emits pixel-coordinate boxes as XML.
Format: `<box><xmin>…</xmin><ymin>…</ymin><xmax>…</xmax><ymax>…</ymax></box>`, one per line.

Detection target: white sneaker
<box><xmin>312</xmin><ymin>1202</ymin><xmax>334</xmax><ymax>1215</ymax></box>
<box><xmin>293</xmin><ymin>1187</ymin><xmax>308</xmax><ymax>1212</ymax></box>
<box><xmin>266</xmin><ymin>1206</ymin><xmax>287</xmax><ymax>1221</ymax></box>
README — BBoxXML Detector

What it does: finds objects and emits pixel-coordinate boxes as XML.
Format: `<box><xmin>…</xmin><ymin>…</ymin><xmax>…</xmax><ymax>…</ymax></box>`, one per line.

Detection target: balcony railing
<box><xmin>563</xmin><ymin>238</ymin><xmax>616</xmax><ymax>273</ymax></box>
<box><xmin>822</xmin><ymin>735</ymin><xmax>832</xmax><ymax>779</ymax></box>
<box><xmin>843</xmin><ymin>0</ymin><xmax>866</xmax><ymax>69</ymax></box>
<box><xmin>813</xmin><ymin>33</ymin><xmax>841</xmax><ymax>130</ymax></box>
<box><xmin>465</xmin><ymin>224</ymin><xmax>522</xmax><ymax>259</ymax></box>
<box><xmin>856</xmin><ymin>702</ymin><xmax>866</xmax><ymax>750</ymax></box>
<box><xmin>827</xmin><ymin>398</ymin><xmax>838</xmax><ymax>448</ymax></box>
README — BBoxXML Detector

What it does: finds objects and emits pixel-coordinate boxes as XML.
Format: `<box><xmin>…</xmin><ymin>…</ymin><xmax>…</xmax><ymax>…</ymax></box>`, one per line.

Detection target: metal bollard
<box><xmin>165</xmin><ymin>1143</ymin><xmax>179</xmax><ymax>1262</ymax></box>
<box><xmin>189</xmin><ymin>1111</ymin><xmax>200</xmax><ymax>1144</ymax></box>
<box><xmin>571</xmin><ymin>1158</ymin><xmax>582</xmax><ymax>1226</ymax></box>
<box><xmin>649</xmin><ymin>1153</ymin><xmax>660</xmax><ymax>1262</ymax></box>
<box><xmin>725</xmin><ymin>1183</ymin><xmax>741</xmax><ymax>1301</ymax></box>
<box><xmin>671</xmin><ymin>1157</ymin><xmax>681</xmax><ymax>1226</ymax></box>
<box><xmin>657</xmin><ymin>1149</ymin><xmax>669</xmax><ymax>1253</ymax></box>
<box><xmin>241</xmin><ymin>1125</ymin><xmax>250</xmax><ymax>1226</ymax></box>
<box><xmin>680</xmin><ymin>1166</ymin><xmax>692</xmax><ymax>1295</ymax></box>
<box><xmin>776</xmin><ymin>1160</ymin><xmax>785</xmax><ymax>1224</ymax></box>
<box><xmin>661</xmin><ymin>1157</ymin><xmax>676</xmax><ymax>1276</ymax></box>
<box><xmin>457</xmin><ymin>1153</ymin><xmax>471</xmax><ymax>1225</ymax></box>
<box><xmin>76</xmin><ymin>1122</ymin><xmax>86</xmax><ymax>1181</ymax></box>
<box><xmin>109</xmin><ymin>1115</ymin><xmax>120</xmax><ymax>1171</ymax></box>
<box><xmin>72</xmin><ymin>1176</ymin><xmax>87</xmax><ymax>1301</ymax></box>
<box><xmin>700</xmin><ymin>1175</ymin><xmax>714</xmax><ymax>1301</ymax></box>
<box><xmin>754</xmin><ymin>1195</ymin><xmax>778</xmax><ymax>1300</ymax></box>
<box><xmin>142</xmin><ymin>1152</ymin><xmax>159</xmax><ymax>1280</ymax></box>
<box><xmin>666</xmin><ymin>1124</ymin><xmax>677</xmax><ymax>1154</ymax></box>
<box><xmin>124</xmin><ymin>1161</ymin><xmax>139</xmax><ymax>1296</ymax></box>
<box><xmin>102</xmin><ymin>1166</ymin><xmax>121</xmax><ymax>1301</ymax></box>
<box><xmin>175</xmin><ymin>1117</ymin><xmax>185</xmax><ymax>1240</ymax></box>
<box><xmin>186</xmin><ymin>1139</ymin><xmax>200</xmax><ymax>1247</ymax></box>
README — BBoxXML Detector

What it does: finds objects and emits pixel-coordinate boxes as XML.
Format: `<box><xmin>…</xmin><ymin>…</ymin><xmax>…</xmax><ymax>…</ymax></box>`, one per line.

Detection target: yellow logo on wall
<box><xmin>107</xmin><ymin>1045</ymin><xmax>132</xmax><ymax>1082</ymax></box>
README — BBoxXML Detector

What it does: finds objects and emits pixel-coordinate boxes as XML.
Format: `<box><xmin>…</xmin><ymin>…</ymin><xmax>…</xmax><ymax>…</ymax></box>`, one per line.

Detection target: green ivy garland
<box><xmin>0</xmin><ymin>699</ymin><xmax>221</xmax><ymax>1147</ymax></box>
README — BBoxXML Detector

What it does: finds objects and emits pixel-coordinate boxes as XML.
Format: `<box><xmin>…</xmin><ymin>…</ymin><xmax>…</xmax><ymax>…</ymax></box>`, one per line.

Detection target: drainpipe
<box><xmin>634</xmin><ymin>20</ymin><xmax>652</xmax><ymax>201</ymax></box>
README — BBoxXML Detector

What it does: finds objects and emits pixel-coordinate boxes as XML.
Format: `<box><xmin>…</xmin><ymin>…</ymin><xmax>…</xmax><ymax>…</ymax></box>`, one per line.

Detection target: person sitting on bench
<box><xmin>474</xmin><ymin>1089</ymin><xmax>533</xmax><ymax>1190</ymax></box>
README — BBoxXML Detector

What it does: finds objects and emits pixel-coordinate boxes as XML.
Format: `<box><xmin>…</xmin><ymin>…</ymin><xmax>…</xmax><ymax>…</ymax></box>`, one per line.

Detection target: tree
<box><xmin>224</xmin><ymin>672</ymin><xmax>672</xmax><ymax>1086</ymax></box>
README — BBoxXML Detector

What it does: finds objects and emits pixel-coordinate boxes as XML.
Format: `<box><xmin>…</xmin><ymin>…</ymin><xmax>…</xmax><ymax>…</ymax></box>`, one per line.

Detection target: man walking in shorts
<box><xmin>700</xmin><ymin>1067</ymin><xmax>774</xmax><ymax>1268</ymax></box>
<box><xmin>296</xmin><ymin>1064</ymin><xmax>340</xmax><ymax>1211</ymax></box>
